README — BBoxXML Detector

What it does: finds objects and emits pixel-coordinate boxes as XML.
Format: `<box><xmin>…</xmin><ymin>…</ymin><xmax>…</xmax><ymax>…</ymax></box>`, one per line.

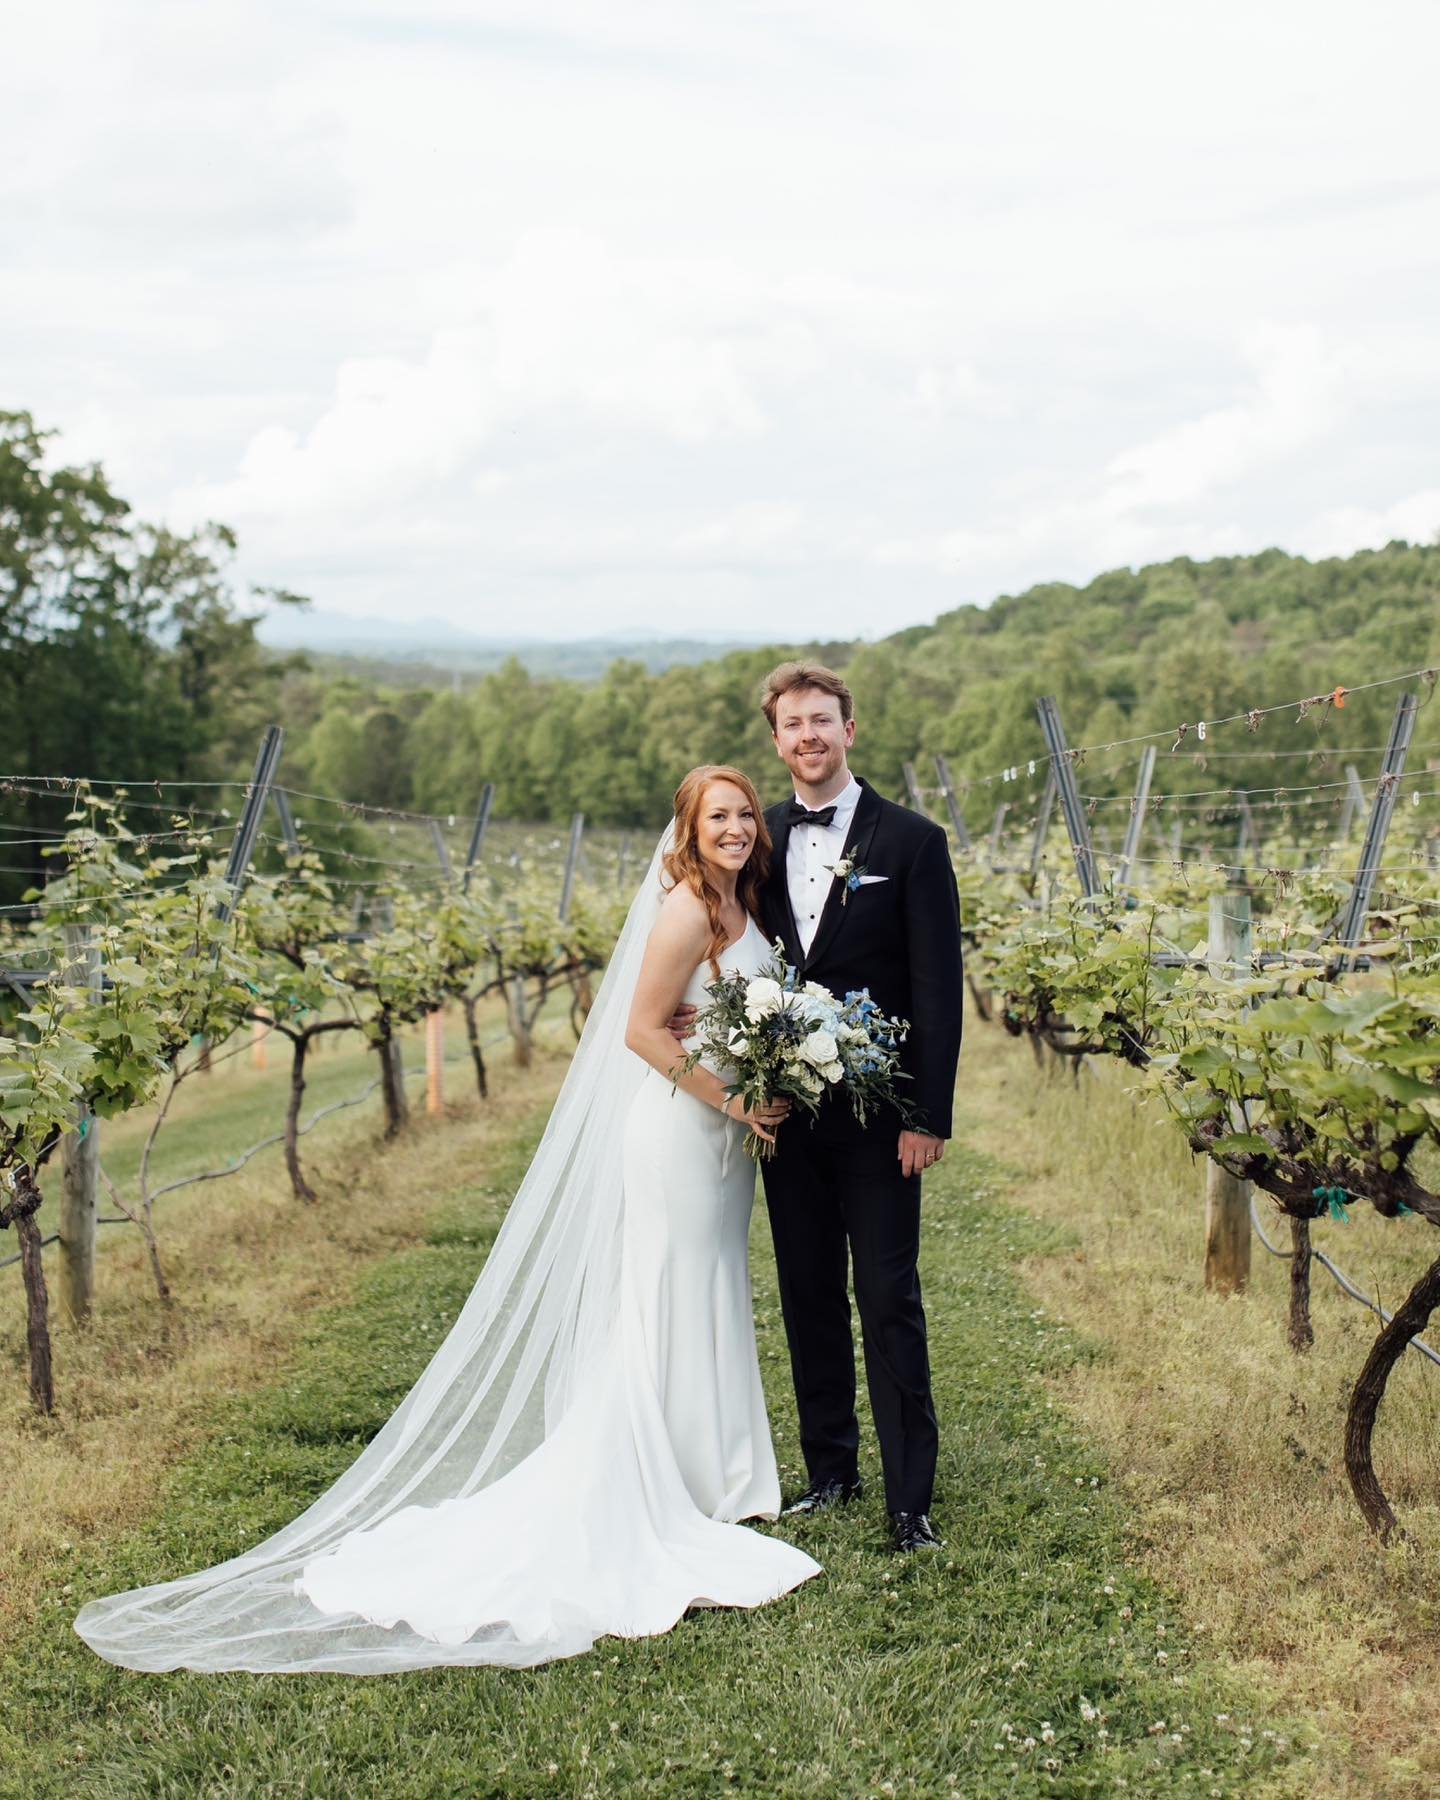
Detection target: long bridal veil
<box><xmin>76</xmin><ymin>833</ymin><xmax>677</xmax><ymax>1674</ymax></box>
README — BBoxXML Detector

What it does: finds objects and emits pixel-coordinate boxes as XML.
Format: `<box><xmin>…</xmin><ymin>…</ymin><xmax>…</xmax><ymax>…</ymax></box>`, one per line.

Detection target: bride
<box><xmin>74</xmin><ymin>765</ymin><xmax>821</xmax><ymax>1673</ymax></box>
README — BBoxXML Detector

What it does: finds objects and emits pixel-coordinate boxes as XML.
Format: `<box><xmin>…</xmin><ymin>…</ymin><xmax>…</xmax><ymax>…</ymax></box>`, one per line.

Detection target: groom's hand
<box><xmin>898</xmin><ymin>1130</ymin><xmax>944</xmax><ymax>1179</ymax></box>
<box><xmin>665</xmin><ymin>1003</ymin><xmax>699</xmax><ymax>1044</ymax></box>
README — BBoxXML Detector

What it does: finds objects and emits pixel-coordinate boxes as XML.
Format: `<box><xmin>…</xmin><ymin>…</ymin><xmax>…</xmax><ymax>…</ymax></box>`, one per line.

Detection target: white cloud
<box><xmin>1301</xmin><ymin>489</ymin><xmax>1440</xmax><ymax>560</ymax></box>
<box><xmin>872</xmin><ymin>325</ymin><xmax>1354</xmax><ymax>589</ymax></box>
<box><xmin>1100</xmin><ymin>326</ymin><xmax>1342</xmax><ymax>515</ymax></box>
<box><xmin>3</xmin><ymin>1</ymin><xmax>1440</xmax><ymax>639</ymax></box>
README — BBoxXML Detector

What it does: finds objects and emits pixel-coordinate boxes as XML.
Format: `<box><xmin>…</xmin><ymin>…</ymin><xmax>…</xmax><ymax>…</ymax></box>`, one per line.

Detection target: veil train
<box><xmin>76</xmin><ymin>831</ymin><xmax>819</xmax><ymax>1674</ymax></box>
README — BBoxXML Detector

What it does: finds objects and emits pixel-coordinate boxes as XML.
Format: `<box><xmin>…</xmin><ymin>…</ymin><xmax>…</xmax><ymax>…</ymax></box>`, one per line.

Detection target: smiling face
<box><xmin>772</xmin><ymin>684</ymin><xmax>857</xmax><ymax>798</ymax></box>
<box><xmin>694</xmin><ymin>778</ymin><xmax>758</xmax><ymax>878</ymax></box>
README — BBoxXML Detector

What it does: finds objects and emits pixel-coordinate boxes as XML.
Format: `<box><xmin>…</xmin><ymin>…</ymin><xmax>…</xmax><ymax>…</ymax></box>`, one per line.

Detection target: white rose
<box><xmin>743</xmin><ymin>977</ymin><xmax>784</xmax><ymax>1021</ymax></box>
<box><xmin>726</xmin><ymin>1029</ymin><xmax>750</xmax><ymax>1058</ymax></box>
<box><xmin>796</xmin><ymin>1067</ymin><xmax>824</xmax><ymax>1095</ymax></box>
<box><xmin>822</xmin><ymin>1061</ymin><xmax>844</xmax><ymax>1084</ymax></box>
<box><xmin>799</xmin><ymin>1029</ymin><xmax>838</xmax><ymax>1067</ymax></box>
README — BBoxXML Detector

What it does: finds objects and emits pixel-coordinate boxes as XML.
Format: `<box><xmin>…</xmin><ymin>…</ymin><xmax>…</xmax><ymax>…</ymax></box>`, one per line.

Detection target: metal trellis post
<box><xmin>1338</xmin><ymin>764</ymin><xmax>1365</xmax><ymax>841</ymax></box>
<box><xmin>988</xmin><ymin>802</ymin><xmax>1008</xmax><ymax>862</ymax></box>
<box><xmin>1029</xmin><ymin>766</ymin><xmax>1058</xmax><ymax>877</ymax></box>
<box><xmin>272</xmin><ymin>786</ymin><xmax>302</xmax><ymax>855</ymax></box>
<box><xmin>558</xmin><ymin>813</ymin><xmax>585</xmax><ymax>923</ymax></box>
<box><xmin>461</xmin><ymin>784</ymin><xmax>495</xmax><ymax>896</ymax></box>
<box><xmin>216</xmin><ymin>726</ymin><xmax>284</xmax><ymax>923</ymax></box>
<box><xmin>1034</xmin><ymin>696</ymin><xmax>1101</xmax><ymax>898</ymax></box>
<box><xmin>1331</xmin><ymin>692</ymin><xmax>1419</xmax><ymax>970</ymax></box>
<box><xmin>58</xmin><ymin>923</ymin><xmax>101</xmax><ymax>1325</ymax></box>
<box><xmin>429</xmin><ymin>819</ymin><xmax>453</xmax><ymax>880</ymax></box>
<box><xmin>932</xmin><ymin>755</ymin><xmax>972</xmax><ymax>849</ymax></box>
<box><xmin>1116</xmin><ymin>745</ymin><xmax>1157</xmax><ymax>889</ymax></box>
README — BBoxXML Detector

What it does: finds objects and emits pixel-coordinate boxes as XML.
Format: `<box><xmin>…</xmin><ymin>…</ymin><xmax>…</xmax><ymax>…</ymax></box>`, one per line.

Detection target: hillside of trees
<box><xmin>282</xmin><ymin>543</ymin><xmax>1439</xmax><ymax>827</ymax></box>
<box><xmin>4</xmin><ymin>405</ymin><xmax>1438</xmax><ymax>901</ymax></box>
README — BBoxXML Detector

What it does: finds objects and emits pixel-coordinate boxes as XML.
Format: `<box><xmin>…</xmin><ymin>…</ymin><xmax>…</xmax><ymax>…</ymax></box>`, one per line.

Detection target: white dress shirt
<box><xmin>785</xmin><ymin>775</ymin><xmax>862</xmax><ymax>956</ymax></box>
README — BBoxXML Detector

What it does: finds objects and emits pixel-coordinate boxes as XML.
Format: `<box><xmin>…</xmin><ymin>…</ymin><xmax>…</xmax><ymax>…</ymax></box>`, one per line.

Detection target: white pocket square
<box><xmin>854</xmin><ymin>874</ymin><xmax>889</xmax><ymax>885</ymax></box>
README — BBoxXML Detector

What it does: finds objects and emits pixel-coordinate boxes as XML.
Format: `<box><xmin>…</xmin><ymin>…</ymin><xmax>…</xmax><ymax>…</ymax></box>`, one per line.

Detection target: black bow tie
<box><xmin>786</xmin><ymin>800</ymin><xmax>838</xmax><ymax>828</ymax></box>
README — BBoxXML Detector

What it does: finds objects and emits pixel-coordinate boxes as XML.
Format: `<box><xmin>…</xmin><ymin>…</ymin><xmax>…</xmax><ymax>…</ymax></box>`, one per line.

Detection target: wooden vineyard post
<box><xmin>902</xmin><ymin>762</ymin><xmax>928</xmax><ymax>814</ymax></box>
<box><xmin>58</xmin><ymin>924</ymin><xmax>100</xmax><ymax>1325</ymax></box>
<box><xmin>1203</xmin><ymin>890</ymin><xmax>1253</xmax><ymax>1295</ymax></box>
<box><xmin>426</xmin><ymin>1008</ymin><xmax>445</xmax><ymax>1116</ymax></box>
<box><xmin>251</xmin><ymin>1011</ymin><xmax>270</xmax><ymax>1071</ymax></box>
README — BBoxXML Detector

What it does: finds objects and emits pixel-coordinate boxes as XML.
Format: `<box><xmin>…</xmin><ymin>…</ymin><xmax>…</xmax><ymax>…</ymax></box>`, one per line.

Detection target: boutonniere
<box><xmin>824</xmin><ymin>855</ymin><xmax>867</xmax><ymax>904</ymax></box>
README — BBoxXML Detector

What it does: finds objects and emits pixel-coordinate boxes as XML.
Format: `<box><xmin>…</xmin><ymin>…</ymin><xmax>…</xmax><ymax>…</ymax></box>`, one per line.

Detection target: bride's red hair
<box><xmin>663</xmin><ymin>765</ymin><xmax>772</xmax><ymax>977</ymax></box>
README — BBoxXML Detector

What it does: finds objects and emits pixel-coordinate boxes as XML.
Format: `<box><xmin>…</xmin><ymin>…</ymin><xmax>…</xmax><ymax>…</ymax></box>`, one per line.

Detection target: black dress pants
<box><xmin>761</xmin><ymin>1130</ymin><xmax>938</xmax><ymax>1515</ymax></box>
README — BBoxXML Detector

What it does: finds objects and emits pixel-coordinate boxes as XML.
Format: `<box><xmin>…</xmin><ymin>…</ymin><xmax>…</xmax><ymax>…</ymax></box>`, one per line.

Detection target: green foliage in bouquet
<box><xmin>679</xmin><ymin>941</ymin><xmax>914</xmax><ymax>1159</ymax></box>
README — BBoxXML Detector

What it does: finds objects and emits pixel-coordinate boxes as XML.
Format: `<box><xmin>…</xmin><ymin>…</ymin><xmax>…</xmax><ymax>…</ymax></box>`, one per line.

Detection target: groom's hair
<box><xmin>759</xmin><ymin>661</ymin><xmax>854</xmax><ymax>732</ymax></box>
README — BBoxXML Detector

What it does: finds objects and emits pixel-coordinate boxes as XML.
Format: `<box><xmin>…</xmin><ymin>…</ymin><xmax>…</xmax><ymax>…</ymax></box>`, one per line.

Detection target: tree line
<box><xmin>5</xmin><ymin>404</ymin><xmax>1439</xmax><ymax>903</ymax></box>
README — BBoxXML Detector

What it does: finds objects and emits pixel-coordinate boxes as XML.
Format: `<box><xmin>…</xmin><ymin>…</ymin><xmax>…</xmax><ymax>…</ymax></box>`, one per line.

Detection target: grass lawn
<box><xmin>0</xmin><ymin>1027</ymin><xmax>1328</xmax><ymax>1797</ymax></box>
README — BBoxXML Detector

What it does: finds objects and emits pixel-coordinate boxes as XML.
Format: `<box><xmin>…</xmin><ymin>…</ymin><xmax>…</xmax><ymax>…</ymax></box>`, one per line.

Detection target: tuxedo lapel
<box><xmin>801</xmin><ymin>780</ymin><xmax>884</xmax><ymax>973</ymax></box>
<box><xmin>765</xmin><ymin>806</ymin><xmax>804</xmax><ymax>968</ymax></box>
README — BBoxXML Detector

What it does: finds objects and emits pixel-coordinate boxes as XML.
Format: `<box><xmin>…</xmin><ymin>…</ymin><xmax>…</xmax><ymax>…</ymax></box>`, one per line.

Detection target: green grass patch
<box><xmin>3</xmin><ymin>1111</ymin><xmax>1325</xmax><ymax>1797</ymax></box>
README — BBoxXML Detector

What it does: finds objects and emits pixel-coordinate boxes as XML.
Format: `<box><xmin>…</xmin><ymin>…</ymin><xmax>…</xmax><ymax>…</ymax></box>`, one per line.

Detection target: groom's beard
<box><xmin>785</xmin><ymin>743</ymin><xmax>846</xmax><ymax>789</ymax></box>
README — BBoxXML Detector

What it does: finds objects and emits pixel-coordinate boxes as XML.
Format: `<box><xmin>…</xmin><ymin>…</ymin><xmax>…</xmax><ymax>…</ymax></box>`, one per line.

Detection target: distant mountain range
<box><xmin>254</xmin><ymin>608</ymin><xmax>764</xmax><ymax>682</ymax></box>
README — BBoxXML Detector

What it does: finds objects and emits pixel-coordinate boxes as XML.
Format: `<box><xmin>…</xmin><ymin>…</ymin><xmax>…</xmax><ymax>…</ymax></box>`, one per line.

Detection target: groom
<box><xmin>756</xmin><ymin>661</ymin><xmax>963</xmax><ymax>1552</ymax></box>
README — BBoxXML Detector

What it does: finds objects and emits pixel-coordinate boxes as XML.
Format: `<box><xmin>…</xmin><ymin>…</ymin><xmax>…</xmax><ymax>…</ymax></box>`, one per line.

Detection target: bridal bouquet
<box><xmin>680</xmin><ymin>940</ymin><xmax>913</xmax><ymax>1159</ymax></box>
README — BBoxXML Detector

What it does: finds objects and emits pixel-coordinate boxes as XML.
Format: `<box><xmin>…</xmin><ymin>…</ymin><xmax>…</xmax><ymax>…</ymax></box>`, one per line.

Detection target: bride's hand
<box><xmin>724</xmin><ymin>1095</ymin><xmax>790</xmax><ymax>1144</ymax></box>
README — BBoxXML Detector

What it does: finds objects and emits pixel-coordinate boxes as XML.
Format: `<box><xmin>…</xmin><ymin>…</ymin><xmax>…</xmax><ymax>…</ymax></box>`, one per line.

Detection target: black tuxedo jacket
<box><xmin>760</xmin><ymin>778</ymin><xmax>964</xmax><ymax>1139</ymax></box>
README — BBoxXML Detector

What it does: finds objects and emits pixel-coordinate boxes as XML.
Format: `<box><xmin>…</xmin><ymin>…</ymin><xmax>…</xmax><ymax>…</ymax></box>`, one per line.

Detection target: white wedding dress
<box><xmin>75</xmin><ymin>846</ymin><xmax>819</xmax><ymax>1675</ymax></box>
<box><xmin>297</xmin><ymin>915</ymin><xmax>816</xmax><ymax>1650</ymax></box>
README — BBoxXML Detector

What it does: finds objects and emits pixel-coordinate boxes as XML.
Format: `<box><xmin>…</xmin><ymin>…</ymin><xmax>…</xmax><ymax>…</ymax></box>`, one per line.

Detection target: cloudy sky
<box><xmin>6</xmin><ymin>1</ymin><xmax>1439</xmax><ymax>642</ymax></box>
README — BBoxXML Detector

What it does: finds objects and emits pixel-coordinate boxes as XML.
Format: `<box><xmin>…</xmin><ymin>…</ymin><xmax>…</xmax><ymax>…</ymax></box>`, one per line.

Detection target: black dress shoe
<box><xmin>780</xmin><ymin>1477</ymin><xmax>863</xmax><ymax>1517</ymax></box>
<box><xmin>891</xmin><ymin>1510</ymin><xmax>942</xmax><ymax>1552</ymax></box>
